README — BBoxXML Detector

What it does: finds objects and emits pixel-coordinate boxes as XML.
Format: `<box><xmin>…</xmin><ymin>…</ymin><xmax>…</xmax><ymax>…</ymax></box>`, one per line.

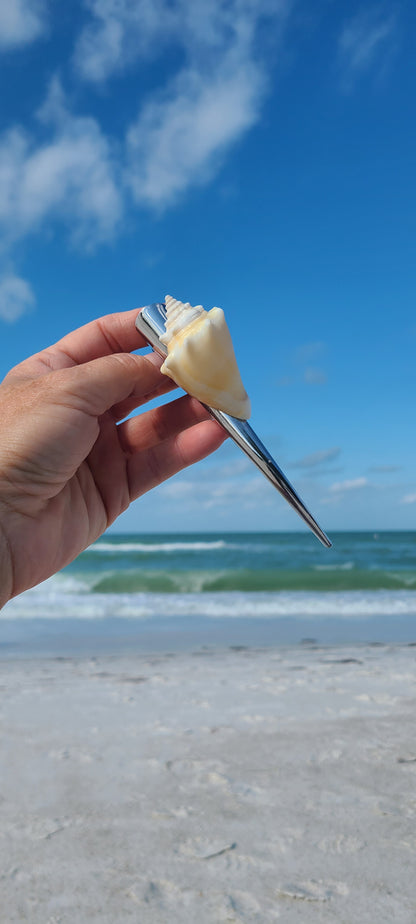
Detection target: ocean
<box><xmin>2</xmin><ymin>531</ymin><xmax>416</xmax><ymax>655</ymax></box>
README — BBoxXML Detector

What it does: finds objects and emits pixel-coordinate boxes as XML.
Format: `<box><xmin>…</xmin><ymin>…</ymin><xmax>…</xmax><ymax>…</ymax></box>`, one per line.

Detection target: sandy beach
<box><xmin>1</xmin><ymin>643</ymin><xmax>416</xmax><ymax>922</ymax></box>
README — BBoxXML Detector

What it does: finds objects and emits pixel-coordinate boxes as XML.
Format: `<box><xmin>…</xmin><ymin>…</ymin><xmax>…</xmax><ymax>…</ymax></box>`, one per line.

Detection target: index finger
<box><xmin>8</xmin><ymin>307</ymin><xmax>149</xmax><ymax>380</ymax></box>
<box><xmin>54</xmin><ymin>307</ymin><xmax>147</xmax><ymax>363</ymax></box>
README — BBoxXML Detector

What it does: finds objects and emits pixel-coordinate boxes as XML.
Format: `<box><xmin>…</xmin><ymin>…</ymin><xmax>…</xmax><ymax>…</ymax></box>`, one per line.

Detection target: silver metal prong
<box><xmin>135</xmin><ymin>303</ymin><xmax>331</xmax><ymax>548</ymax></box>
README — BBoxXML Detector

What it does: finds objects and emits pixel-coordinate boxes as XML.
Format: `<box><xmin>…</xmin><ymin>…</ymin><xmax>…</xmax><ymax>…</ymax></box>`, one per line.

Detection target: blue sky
<box><xmin>0</xmin><ymin>0</ymin><xmax>415</xmax><ymax>535</ymax></box>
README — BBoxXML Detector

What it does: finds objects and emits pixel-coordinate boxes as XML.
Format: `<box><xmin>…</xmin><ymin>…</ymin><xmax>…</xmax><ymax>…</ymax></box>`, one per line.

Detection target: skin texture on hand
<box><xmin>0</xmin><ymin>309</ymin><xmax>227</xmax><ymax>606</ymax></box>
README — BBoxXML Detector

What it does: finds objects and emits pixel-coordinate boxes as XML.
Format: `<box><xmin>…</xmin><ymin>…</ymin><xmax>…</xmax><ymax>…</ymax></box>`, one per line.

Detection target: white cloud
<box><xmin>400</xmin><ymin>493</ymin><xmax>416</xmax><ymax>505</ymax></box>
<box><xmin>126</xmin><ymin>58</ymin><xmax>264</xmax><ymax>208</ymax></box>
<box><xmin>0</xmin><ymin>78</ymin><xmax>123</xmax><ymax>252</ymax></box>
<box><xmin>74</xmin><ymin>0</ymin><xmax>286</xmax><ymax>83</ymax></box>
<box><xmin>338</xmin><ymin>5</ymin><xmax>397</xmax><ymax>88</ymax></box>
<box><xmin>0</xmin><ymin>272</ymin><xmax>35</xmax><ymax>322</ymax></box>
<box><xmin>74</xmin><ymin>0</ymin><xmax>175</xmax><ymax>82</ymax></box>
<box><xmin>295</xmin><ymin>341</ymin><xmax>326</xmax><ymax>363</ymax></box>
<box><xmin>330</xmin><ymin>477</ymin><xmax>368</xmax><ymax>493</ymax></box>
<box><xmin>0</xmin><ymin>0</ymin><xmax>47</xmax><ymax>51</ymax></box>
<box><xmin>303</xmin><ymin>366</ymin><xmax>327</xmax><ymax>385</ymax></box>
<box><xmin>369</xmin><ymin>464</ymin><xmax>401</xmax><ymax>473</ymax></box>
<box><xmin>75</xmin><ymin>0</ymin><xmax>288</xmax><ymax>209</ymax></box>
<box><xmin>0</xmin><ymin>2</ymin><xmax>291</xmax><ymax>319</ymax></box>
<box><xmin>160</xmin><ymin>468</ymin><xmax>269</xmax><ymax>510</ymax></box>
<box><xmin>279</xmin><ymin>341</ymin><xmax>328</xmax><ymax>388</ymax></box>
<box><xmin>212</xmin><ymin>457</ymin><xmax>253</xmax><ymax>479</ymax></box>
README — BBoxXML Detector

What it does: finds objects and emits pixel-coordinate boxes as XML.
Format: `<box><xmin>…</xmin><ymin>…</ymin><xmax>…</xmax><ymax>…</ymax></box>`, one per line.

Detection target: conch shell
<box><xmin>160</xmin><ymin>295</ymin><xmax>251</xmax><ymax>420</ymax></box>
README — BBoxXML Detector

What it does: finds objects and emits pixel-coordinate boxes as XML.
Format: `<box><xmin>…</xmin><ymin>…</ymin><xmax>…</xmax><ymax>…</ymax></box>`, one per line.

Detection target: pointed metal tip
<box><xmin>310</xmin><ymin>524</ymin><xmax>332</xmax><ymax>549</ymax></box>
<box><xmin>259</xmin><ymin>454</ymin><xmax>332</xmax><ymax>548</ymax></box>
<box><xmin>269</xmin><ymin>466</ymin><xmax>332</xmax><ymax>548</ymax></box>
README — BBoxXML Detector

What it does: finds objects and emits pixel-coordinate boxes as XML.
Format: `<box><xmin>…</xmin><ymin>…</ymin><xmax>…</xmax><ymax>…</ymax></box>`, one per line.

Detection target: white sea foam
<box><xmin>315</xmin><ymin>561</ymin><xmax>355</xmax><ymax>571</ymax></box>
<box><xmin>3</xmin><ymin>588</ymin><xmax>416</xmax><ymax>622</ymax></box>
<box><xmin>91</xmin><ymin>540</ymin><xmax>228</xmax><ymax>553</ymax></box>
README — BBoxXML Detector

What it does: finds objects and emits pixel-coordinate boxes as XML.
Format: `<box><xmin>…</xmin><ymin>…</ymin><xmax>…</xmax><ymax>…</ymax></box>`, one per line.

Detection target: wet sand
<box><xmin>1</xmin><ymin>643</ymin><xmax>416</xmax><ymax>922</ymax></box>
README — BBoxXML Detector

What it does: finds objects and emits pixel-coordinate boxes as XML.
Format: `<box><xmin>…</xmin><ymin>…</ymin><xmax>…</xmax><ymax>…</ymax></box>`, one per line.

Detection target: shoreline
<box><xmin>1</xmin><ymin>611</ymin><xmax>416</xmax><ymax>659</ymax></box>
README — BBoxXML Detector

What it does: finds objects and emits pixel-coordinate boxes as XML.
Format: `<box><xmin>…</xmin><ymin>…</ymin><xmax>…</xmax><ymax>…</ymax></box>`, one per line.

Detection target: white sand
<box><xmin>1</xmin><ymin>644</ymin><xmax>416</xmax><ymax>922</ymax></box>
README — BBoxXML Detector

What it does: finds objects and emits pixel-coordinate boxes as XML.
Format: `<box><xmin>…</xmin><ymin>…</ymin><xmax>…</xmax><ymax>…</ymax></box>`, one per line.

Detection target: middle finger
<box><xmin>117</xmin><ymin>394</ymin><xmax>212</xmax><ymax>455</ymax></box>
<box><xmin>110</xmin><ymin>352</ymin><xmax>177</xmax><ymax>422</ymax></box>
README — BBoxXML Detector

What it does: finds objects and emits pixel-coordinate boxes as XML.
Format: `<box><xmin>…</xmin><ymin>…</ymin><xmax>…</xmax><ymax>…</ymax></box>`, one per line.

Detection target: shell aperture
<box><xmin>160</xmin><ymin>295</ymin><xmax>251</xmax><ymax>420</ymax></box>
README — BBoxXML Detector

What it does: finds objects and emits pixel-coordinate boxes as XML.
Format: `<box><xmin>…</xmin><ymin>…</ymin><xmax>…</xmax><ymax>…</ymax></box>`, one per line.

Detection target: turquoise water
<box><xmin>2</xmin><ymin>532</ymin><xmax>416</xmax><ymax>653</ymax></box>
<box><xmin>67</xmin><ymin>530</ymin><xmax>416</xmax><ymax>594</ymax></box>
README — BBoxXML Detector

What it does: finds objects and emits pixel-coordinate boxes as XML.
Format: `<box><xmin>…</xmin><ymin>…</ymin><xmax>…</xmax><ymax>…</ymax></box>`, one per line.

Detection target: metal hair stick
<box><xmin>136</xmin><ymin>302</ymin><xmax>331</xmax><ymax>548</ymax></box>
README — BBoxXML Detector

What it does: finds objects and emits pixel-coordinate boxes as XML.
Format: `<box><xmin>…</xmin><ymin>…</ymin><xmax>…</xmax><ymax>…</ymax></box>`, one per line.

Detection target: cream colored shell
<box><xmin>160</xmin><ymin>295</ymin><xmax>251</xmax><ymax>420</ymax></box>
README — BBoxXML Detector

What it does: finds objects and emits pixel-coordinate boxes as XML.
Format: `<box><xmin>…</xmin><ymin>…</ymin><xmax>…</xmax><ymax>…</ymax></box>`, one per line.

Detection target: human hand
<box><xmin>0</xmin><ymin>308</ymin><xmax>227</xmax><ymax>606</ymax></box>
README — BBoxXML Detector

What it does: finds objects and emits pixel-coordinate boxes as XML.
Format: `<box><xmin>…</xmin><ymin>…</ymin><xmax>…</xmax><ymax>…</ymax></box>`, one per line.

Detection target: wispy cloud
<box><xmin>303</xmin><ymin>366</ymin><xmax>327</xmax><ymax>385</ymax></box>
<box><xmin>126</xmin><ymin>59</ymin><xmax>264</xmax><ymax>209</ymax></box>
<box><xmin>75</xmin><ymin>0</ymin><xmax>289</xmax><ymax>209</ymax></box>
<box><xmin>292</xmin><ymin>447</ymin><xmax>341</xmax><ymax>469</ymax></box>
<box><xmin>0</xmin><ymin>77</ymin><xmax>123</xmax><ymax>316</ymax></box>
<box><xmin>74</xmin><ymin>0</ymin><xmax>175</xmax><ymax>83</ymax></box>
<box><xmin>0</xmin><ymin>272</ymin><xmax>35</xmax><ymax>322</ymax></box>
<box><xmin>330</xmin><ymin>476</ymin><xmax>368</xmax><ymax>493</ymax></box>
<box><xmin>159</xmin><ymin>463</ymin><xmax>270</xmax><ymax>510</ymax></box>
<box><xmin>277</xmin><ymin>341</ymin><xmax>328</xmax><ymax>388</ymax></box>
<box><xmin>1</xmin><ymin>1</ymin><xmax>292</xmax><ymax>320</ymax></box>
<box><xmin>74</xmin><ymin>0</ymin><xmax>288</xmax><ymax>84</ymax></box>
<box><xmin>0</xmin><ymin>77</ymin><xmax>122</xmax><ymax>253</ymax></box>
<box><xmin>0</xmin><ymin>0</ymin><xmax>47</xmax><ymax>51</ymax></box>
<box><xmin>369</xmin><ymin>464</ymin><xmax>401</xmax><ymax>473</ymax></box>
<box><xmin>337</xmin><ymin>5</ymin><xmax>398</xmax><ymax>90</ymax></box>
<box><xmin>400</xmin><ymin>493</ymin><xmax>416</xmax><ymax>505</ymax></box>
<box><xmin>295</xmin><ymin>341</ymin><xmax>326</xmax><ymax>364</ymax></box>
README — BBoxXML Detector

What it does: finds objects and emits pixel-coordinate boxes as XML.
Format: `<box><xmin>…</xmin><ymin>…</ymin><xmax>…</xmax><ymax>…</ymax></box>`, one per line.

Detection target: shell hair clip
<box><xmin>136</xmin><ymin>297</ymin><xmax>331</xmax><ymax>548</ymax></box>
